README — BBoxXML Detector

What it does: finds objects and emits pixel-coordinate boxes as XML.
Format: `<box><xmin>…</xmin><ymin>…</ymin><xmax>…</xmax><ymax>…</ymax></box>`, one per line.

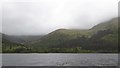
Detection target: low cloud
<box><xmin>2</xmin><ymin>0</ymin><xmax>119</xmax><ymax>35</ymax></box>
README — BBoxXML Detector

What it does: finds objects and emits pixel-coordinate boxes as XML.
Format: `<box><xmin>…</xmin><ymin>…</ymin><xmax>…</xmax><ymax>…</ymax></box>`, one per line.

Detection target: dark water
<box><xmin>2</xmin><ymin>53</ymin><xmax>118</xmax><ymax>66</ymax></box>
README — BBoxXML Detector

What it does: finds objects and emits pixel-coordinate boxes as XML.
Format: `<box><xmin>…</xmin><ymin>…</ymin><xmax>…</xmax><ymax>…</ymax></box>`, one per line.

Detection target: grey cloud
<box><xmin>2</xmin><ymin>0</ymin><xmax>119</xmax><ymax>35</ymax></box>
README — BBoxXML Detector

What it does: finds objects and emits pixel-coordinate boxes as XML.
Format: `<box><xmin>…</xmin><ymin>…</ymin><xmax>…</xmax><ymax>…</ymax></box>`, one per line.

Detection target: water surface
<box><xmin>2</xmin><ymin>53</ymin><xmax>118</xmax><ymax>66</ymax></box>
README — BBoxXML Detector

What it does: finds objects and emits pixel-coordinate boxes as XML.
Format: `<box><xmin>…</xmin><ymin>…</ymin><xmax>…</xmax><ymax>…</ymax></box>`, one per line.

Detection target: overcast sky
<box><xmin>1</xmin><ymin>0</ymin><xmax>119</xmax><ymax>35</ymax></box>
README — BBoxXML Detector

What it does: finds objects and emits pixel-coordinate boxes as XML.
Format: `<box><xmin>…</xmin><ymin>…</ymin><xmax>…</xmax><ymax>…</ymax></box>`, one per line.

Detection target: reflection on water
<box><xmin>2</xmin><ymin>53</ymin><xmax>118</xmax><ymax>66</ymax></box>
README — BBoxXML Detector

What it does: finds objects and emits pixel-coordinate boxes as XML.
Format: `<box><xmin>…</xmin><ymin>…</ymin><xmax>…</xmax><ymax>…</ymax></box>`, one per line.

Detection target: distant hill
<box><xmin>90</xmin><ymin>18</ymin><xmax>118</xmax><ymax>34</ymax></box>
<box><xmin>20</xmin><ymin>35</ymin><xmax>43</xmax><ymax>43</ymax></box>
<box><xmin>2</xmin><ymin>17</ymin><xmax>118</xmax><ymax>53</ymax></box>
<box><xmin>2</xmin><ymin>34</ymin><xmax>33</xmax><ymax>53</ymax></box>
<box><xmin>29</xmin><ymin>17</ymin><xmax>118</xmax><ymax>53</ymax></box>
<box><xmin>7</xmin><ymin>35</ymin><xmax>44</xmax><ymax>44</ymax></box>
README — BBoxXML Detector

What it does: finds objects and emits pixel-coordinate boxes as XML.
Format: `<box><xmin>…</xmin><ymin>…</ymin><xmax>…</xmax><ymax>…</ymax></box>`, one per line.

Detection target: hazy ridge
<box><xmin>2</xmin><ymin>17</ymin><xmax>118</xmax><ymax>53</ymax></box>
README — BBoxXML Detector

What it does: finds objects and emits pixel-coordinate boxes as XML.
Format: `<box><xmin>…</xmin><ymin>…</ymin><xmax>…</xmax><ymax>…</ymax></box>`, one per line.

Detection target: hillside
<box><xmin>2</xmin><ymin>34</ymin><xmax>33</xmax><ymax>53</ymax></box>
<box><xmin>3</xmin><ymin>35</ymin><xmax>43</xmax><ymax>44</ymax></box>
<box><xmin>90</xmin><ymin>18</ymin><xmax>118</xmax><ymax>34</ymax></box>
<box><xmin>29</xmin><ymin>17</ymin><xmax>118</xmax><ymax>53</ymax></box>
<box><xmin>2</xmin><ymin>17</ymin><xmax>118</xmax><ymax>53</ymax></box>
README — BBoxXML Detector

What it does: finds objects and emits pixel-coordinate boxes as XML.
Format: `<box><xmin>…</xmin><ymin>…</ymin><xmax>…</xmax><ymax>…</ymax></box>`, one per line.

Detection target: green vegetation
<box><xmin>2</xmin><ymin>35</ymin><xmax>33</xmax><ymax>53</ymax></box>
<box><xmin>2</xmin><ymin>17</ymin><xmax>119</xmax><ymax>53</ymax></box>
<box><xmin>30</xmin><ymin>47</ymin><xmax>96</xmax><ymax>53</ymax></box>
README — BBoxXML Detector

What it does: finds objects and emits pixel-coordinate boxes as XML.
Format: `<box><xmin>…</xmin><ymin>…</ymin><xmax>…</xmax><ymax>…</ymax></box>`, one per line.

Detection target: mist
<box><xmin>2</xmin><ymin>0</ymin><xmax>119</xmax><ymax>35</ymax></box>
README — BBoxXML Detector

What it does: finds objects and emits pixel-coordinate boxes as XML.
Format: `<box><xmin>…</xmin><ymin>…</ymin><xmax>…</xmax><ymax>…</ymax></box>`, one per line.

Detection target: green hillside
<box><xmin>2</xmin><ymin>17</ymin><xmax>118</xmax><ymax>53</ymax></box>
<box><xmin>90</xmin><ymin>18</ymin><xmax>118</xmax><ymax>34</ymax></box>
<box><xmin>29</xmin><ymin>17</ymin><xmax>118</xmax><ymax>53</ymax></box>
<box><xmin>2</xmin><ymin>34</ymin><xmax>33</xmax><ymax>53</ymax></box>
<box><xmin>31</xmin><ymin>29</ymin><xmax>88</xmax><ymax>47</ymax></box>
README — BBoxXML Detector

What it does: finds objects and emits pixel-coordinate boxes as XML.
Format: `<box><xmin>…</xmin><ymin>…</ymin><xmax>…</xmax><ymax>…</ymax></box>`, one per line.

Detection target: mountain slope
<box><xmin>4</xmin><ymin>35</ymin><xmax>43</xmax><ymax>44</ymax></box>
<box><xmin>90</xmin><ymin>18</ymin><xmax>118</xmax><ymax>34</ymax></box>
<box><xmin>2</xmin><ymin>34</ymin><xmax>33</xmax><ymax>53</ymax></box>
<box><xmin>30</xmin><ymin>17</ymin><xmax>118</xmax><ymax>53</ymax></box>
<box><xmin>31</xmin><ymin>29</ymin><xmax>90</xmax><ymax>48</ymax></box>
<box><xmin>2</xmin><ymin>17</ymin><xmax>118</xmax><ymax>53</ymax></box>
